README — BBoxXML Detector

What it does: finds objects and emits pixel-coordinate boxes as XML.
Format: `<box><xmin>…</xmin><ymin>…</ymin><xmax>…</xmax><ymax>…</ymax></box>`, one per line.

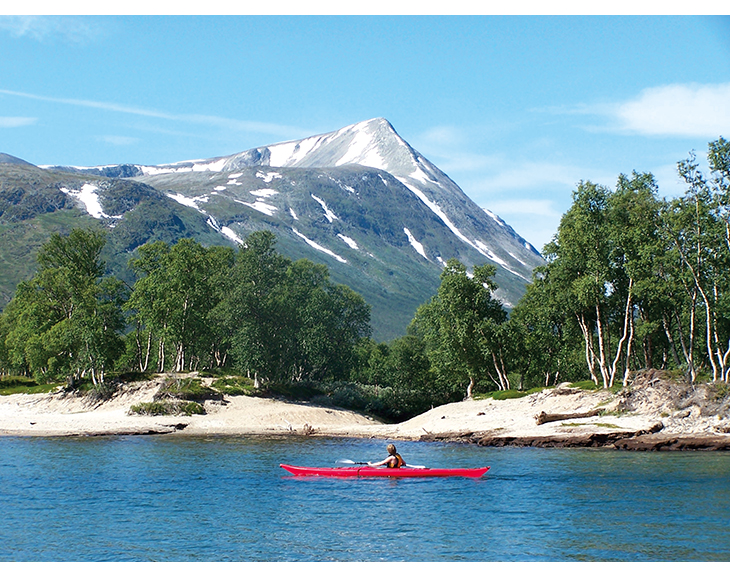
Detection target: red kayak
<box><xmin>280</xmin><ymin>464</ymin><xmax>490</xmax><ymax>478</ymax></box>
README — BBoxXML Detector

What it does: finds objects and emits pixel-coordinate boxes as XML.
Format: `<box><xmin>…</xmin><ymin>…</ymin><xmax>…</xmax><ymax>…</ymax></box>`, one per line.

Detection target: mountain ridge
<box><xmin>4</xmin><ymin>118</ymin><xmax>544</xmax><ymax>340</ymax></box>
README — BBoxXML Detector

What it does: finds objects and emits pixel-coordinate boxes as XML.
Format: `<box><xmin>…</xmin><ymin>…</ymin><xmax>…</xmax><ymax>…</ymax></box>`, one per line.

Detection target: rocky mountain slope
<box><xmin>2</xmin><ymin>118</ymin><xmax>543</xmax><ymax>340</ymax></box>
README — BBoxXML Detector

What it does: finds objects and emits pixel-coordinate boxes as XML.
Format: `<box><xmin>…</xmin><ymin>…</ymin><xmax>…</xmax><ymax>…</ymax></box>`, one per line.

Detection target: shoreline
<box><xmin>2</xmin><ymin>374</ymin><xmax>730</xmax><ymax>451</ymax></box>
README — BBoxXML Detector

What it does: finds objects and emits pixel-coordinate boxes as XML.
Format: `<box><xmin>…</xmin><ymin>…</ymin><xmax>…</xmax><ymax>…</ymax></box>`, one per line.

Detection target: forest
<box><xmin>1</xmin><ymin>138</ymin><xmax>729</xmax><ymax>422</ymax></box>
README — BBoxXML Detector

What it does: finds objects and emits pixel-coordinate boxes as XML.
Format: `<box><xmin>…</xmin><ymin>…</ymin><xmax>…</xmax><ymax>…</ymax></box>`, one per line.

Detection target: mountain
<box><xmin>0</xmin><ymin>153</ymin><xmax>35</xmax><ymax>166</ymax></box>
<box><xmin>3</xmin><ymin>118</ymin><xmax>543</xmax><ymax>340</ymax></box>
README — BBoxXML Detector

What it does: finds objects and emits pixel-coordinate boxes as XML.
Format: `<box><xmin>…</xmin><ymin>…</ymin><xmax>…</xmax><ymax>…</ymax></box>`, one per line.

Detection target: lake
<box><xmin>1</xmin><ymin>435</ymin><xmax>728</xmax><ymax>562</ymax></box>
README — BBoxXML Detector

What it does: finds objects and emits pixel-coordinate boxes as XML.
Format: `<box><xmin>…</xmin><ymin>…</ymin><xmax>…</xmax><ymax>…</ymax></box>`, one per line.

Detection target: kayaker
<box><xmin>368</xmin><ymin>444</ymin><xmax>405</xmax><ymax>468</ymax></box>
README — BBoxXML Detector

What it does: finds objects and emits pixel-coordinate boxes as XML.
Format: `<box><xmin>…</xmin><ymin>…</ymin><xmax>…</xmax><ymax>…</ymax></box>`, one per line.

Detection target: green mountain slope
<box><xmin>2</xmin><ymin>118</ymin><xmax>544</xmax><ymax>341</ymax></box>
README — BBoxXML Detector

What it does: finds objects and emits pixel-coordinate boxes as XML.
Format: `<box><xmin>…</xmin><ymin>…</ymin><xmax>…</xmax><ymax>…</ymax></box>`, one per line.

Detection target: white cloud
<box><xmin>0</xmin><ymin>116</ymin><xmax>36</xmax><ymax>127</ymax></box>
<box><xmin>614</xmin><ymin>83</ymin><xmax>730</xmax><ymax>138</ymax></box>
<box><xmin>486</xmin><ymin>198</ymin><xmax>562</xmax><ymax>218</ymax></box>
<box><xmin>469</xmin><ymin>160</ymin><xmax>613</xmax><ymax>194</ymax></box>
<box><xmin>0</xmin><ymin>87</ymin><xmax>310</xmax><ymax>140</ymax></box>
<box><xmin>418</xmin><ymin>125</ymin><xmax>464</xmax><ymax>148</ymax></box>
<box><xmin>0</xmin><ymin>16</ymin><xmax>101</xmax><ymax>43</ymax></box>
<box><xmin>100</xmin><ymin>135</ymin><xmax>139</xmax><ymax>145</ymax></box>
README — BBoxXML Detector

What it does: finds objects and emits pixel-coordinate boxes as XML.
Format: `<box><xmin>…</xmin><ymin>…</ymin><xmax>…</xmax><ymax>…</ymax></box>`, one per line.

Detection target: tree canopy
<box><xmin>3</xmin><ymin>137</ymin><xmax>730</xmax><ymax>420</ymax></box>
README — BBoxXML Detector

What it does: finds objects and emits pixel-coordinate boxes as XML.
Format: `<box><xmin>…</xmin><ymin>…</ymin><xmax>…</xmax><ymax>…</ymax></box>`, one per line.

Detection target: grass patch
<box><xmin>0</xmin><ymin>375</ymin><xmax>57</xmax><ymax>396</ymax></box>
<box><xmin>490</xmin><ymin>390</ymin><xmax>531</xmax><ymax>400</ymax></box>
<box><xmin>210</xmin><ymin>376</ymin><xmax>257</xmax><ymax>396</ymax></box>
<box><xmin>476</xmin><ymin>387</ymin><xmax>546</xmax><ymax>401</ymax></box>
<box><xmin>572</xmin><ymin>380</ymin><xmax>601</xmax><ymax>391</ymax></box>
<box><xmin>560</xmin><ymin>421</ymin><xmax>621</xmax><ymax>428</ymax></box>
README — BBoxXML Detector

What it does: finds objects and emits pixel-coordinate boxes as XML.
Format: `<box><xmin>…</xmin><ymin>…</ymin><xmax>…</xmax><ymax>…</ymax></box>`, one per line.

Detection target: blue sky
<box><xmin>1</xmin><ymin>13</ymin><xmax>729</xmax><ymax>251</ymax></box>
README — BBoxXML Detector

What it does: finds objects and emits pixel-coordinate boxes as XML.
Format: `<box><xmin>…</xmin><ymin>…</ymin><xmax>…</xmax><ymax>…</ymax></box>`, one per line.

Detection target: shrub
<box><xmin>129</xmin><ymin>400</ymin><xmax>205</xmax><ymax>416</ymax></box>
<box><xmin>210</xmin><ymin>376</ymin><xmax>257</xmax><ymax>396</ymax></box>
<box><xmin>130</xmin><ymin>401</ymin><xmax>174</xmax><ymax>415</ymax></box>
<box><xmin>154</xmin><ymin>377</ymin><xmax>222</xmax><ymax>402</ymax></box>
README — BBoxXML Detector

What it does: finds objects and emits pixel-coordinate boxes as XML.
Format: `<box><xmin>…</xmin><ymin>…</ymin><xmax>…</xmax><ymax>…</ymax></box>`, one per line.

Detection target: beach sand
<box><xmin>2</xmin><ymin>372</ymin><xmax>729</xmax><ymax>450</ymax></box>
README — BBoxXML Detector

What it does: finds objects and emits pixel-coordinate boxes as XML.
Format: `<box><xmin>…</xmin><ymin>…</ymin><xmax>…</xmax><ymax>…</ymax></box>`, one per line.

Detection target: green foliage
<box><xmin>572</xmin><ymin>380</ymin><xmax>601</xmax><ymax>391</ymax></box>
<box><xmin>210</xmin><ymin>376</ymin><xmax>257</xmax><ymax>396</ymax></box>
<box><xmin>209</xmin><ymin>231</ymin><xmax>370</xmax><ymax>384</ymax></box>
<box><xmin>126</xmin><ymin>238</ymin><xmax>233</xmax><ymax>373</ymax></box>
<box><xmin>487</xmin><ymin>389</ymin><xmax>532</xmax><ymax>400</ymax></box>
<box><xmin>412</xmin><ymin>259</ymin><xmax>510</xmax><ymax>397</ymax></box>
<box><xmin>7</xmin><ymin>137</ymin><xmax>730</xmax><ymax>417</ymax></box>
<box><xmin>153</xmin><ymin>377</ymin><xmax>221</xmax><ymax>402</ymax></box>
<box><xmin>129</xmin><ymin>400</ymin><xmax>205</xmax><ymax>416</ymax></box>
<box><xmin>0</xmin><ymin>228</ymin><xmax>125</xmax><ymax>388</ymax></box>
<box><xmin>0</xmin><ymin>375</ymin><xmax>57</xmax><ymax>395</ymax></box>
<box><xmin>0</xmin><ymin>375</ymin><xmax>37</xmax><ymax>389</ymax></box>
<box><xmin>349</xmin><ymin>334</ymin><xmax>450</xmax><ymax>420</ymax></box>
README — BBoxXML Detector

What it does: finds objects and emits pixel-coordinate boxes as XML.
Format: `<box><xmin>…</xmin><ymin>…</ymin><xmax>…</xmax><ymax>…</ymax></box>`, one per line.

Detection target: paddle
<box><xmin>337</xmin><ymin>458</ymin><xmax>426</xmax><ymax>469</ymax></box>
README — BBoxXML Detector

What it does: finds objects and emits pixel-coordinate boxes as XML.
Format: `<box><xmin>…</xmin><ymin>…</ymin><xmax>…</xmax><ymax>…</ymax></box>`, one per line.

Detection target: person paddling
<box><xmin>368</xmin><ymin>444</ymin><xmax>405</xmax><ymax>468</ymax></box>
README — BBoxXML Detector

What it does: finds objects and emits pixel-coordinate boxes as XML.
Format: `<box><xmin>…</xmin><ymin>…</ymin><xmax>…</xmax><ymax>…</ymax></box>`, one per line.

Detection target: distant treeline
<box><xmin>1</xmin><ymin>138</ymin><xmax>730</xmax><ymax>421</ymax></box>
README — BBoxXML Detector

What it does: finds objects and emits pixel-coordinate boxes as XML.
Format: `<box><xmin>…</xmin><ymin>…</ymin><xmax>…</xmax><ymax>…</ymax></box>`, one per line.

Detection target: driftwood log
<box><xmin>535</xmin><ymin>409</ymin><xmax>602</xmax><ymax>425</ymax></box>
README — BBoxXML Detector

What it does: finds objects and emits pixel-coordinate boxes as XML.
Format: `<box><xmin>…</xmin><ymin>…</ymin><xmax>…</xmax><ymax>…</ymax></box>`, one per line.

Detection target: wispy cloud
<box><xmin>470</xmin><ymin>160</ymin><xmax>613</xmax><ymax>194</ymax></box>
<box><xmin>0</xmin><ymin>88</ymin><xmax>178</xmax><ymax>119</ymax></box>
<box><xmin>486</xmin><ymin>198</ymin><xmax>562</xmax><ymax>218</ymax></box>
<box><xmin>551</xmin><ymin>83</ymin><xmax>730</xmax><ymax>139</ymax></box>
<box><xmin>483</xmin><ymin>200</ymin><xmax>563</xmax><ymax>252</ymax></box>
<box><xmin>0</xmin><ymin>16</ymin><xmax>102</xmax><ymax>44</ymax></box>
<box><xmin>0</xmin><ymin>116</ymin><xmax>36</xmax><ymax>127</ymax></box>
<box><xmin>99</xmin><ymin>135</ymin><xmax>140</xmax><ymax>146</ymax></box>
<box><xmin>613</xmin><ymin>83</ymin><xmax>730</xmax><ymax>138</ymax></box>
<box><xmin>0</xmin><ymin>88</ymin><xmax>309</xmax><ymax>140</ymax></box>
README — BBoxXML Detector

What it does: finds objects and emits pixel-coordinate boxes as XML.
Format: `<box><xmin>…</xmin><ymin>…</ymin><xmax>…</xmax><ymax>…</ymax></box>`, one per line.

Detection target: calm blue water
<box><xmin>1</xmin><ymin>434</ymin><xmax>728</xmax><ymax>562</ymax></box>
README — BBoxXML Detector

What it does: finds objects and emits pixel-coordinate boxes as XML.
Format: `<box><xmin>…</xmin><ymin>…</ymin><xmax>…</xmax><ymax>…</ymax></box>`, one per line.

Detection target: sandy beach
<box><xmin>2</xmin><ymin>372</ymin><xmax>730</xmax><ymax>450</ymax></box>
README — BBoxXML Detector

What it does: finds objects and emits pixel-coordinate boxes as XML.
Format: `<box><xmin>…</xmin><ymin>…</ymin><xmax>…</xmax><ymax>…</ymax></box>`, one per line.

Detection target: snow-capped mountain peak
<box><xmin>34</xmin><ymin>118</ymin><xmax>544</xmax><ymax>338</ymax></box>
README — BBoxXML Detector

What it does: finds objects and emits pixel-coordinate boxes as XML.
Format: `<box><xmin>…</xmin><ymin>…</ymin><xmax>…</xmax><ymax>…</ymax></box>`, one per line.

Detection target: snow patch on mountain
<box><xmin>335</xmin><ymin>125</ymin><xmax>386</xmax><ymax>170</ymax></box>
<box><xmin>311</xmin><ymin>194</ymin><xmax>338</xmax><ymax>222</ymax></box>
<box><xmin>474</xmin><ymin>240</ymin><xmax>530</xmax><ymax>281</ymax></box>
<box><xmin>399</xmin><ymin>180</ymin><xmax>474</xmax><ymax>249</ymax></box>
<box><xmin>409</xmin><ymin>165</ymin><xmax>439</xmax><ymax>187</ymax></box>
<box><xmin>404</xmin><ymin>228</ymin><xmax>428</xmax><ymax>260</ymax></box>
<box><xmin>337</xmin><ymin>234</ymin><xmax>359</xmax><ymax>250</ymax></box>
<box><xmin>256</xmin><ymin>171</ymin><xmax>283</xmax><ymax>183</ymax></box>
<box><xmin>221</xmin><ymin>226</ymin><xmax>243</xmax><ymax>245</ymax></box>
<box><xmin>484</xmin><ymin>208</ymin><xmax>505</xmax><ymax>227</ymax></box>
<box><xmin>268</xmin><ymin>136</ymin><xmax>323</xmax><ymax>166</ymax></box>
<box><xmin>206</xmin><ymin>215</ymin><xmax>220</xmax><ymax>231</ymax></box>
<box><xmin>141</xmin><ymin>157</ymin><xmax>229</xmax><ymax>175</ymax></box>
<box><xmin>289</xmin><ymin>208</ymin><xmax>299</xmax><ymax>221</ymax></box>
<box><xmin>249</xmin><ymin>188</ymin><xmax>278</xmax><ymax>198</ymax></box>
<box><xmin>166</xmin><ymin>192</ymin><xmax>209</xmax><ymax>210</ymax></box>
<box><xmin>60</xmin><ymin>184</ymin><xmax>121</xmax><ymax>220</ymax></box>
<box><xmin>292</xmin><ymin>228</ymin><xmax>347</xmax><ymax>264</ymax></box>
<box><xmin>508</xmin><ymin>251</ymin><xmax>528</xmax><ymax>267</ymax></box>
<box><xmin>234</xmin><ymin>199</ymin><xmax>278</xmax><ymax>216</ymax></box>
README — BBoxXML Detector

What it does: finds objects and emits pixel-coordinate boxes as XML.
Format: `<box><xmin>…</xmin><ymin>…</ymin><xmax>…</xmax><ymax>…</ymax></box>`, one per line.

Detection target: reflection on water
<box><xmin>1</xmin><ymin>435</ymin><xmax>728</xmax><ymax>561</ymax></box>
